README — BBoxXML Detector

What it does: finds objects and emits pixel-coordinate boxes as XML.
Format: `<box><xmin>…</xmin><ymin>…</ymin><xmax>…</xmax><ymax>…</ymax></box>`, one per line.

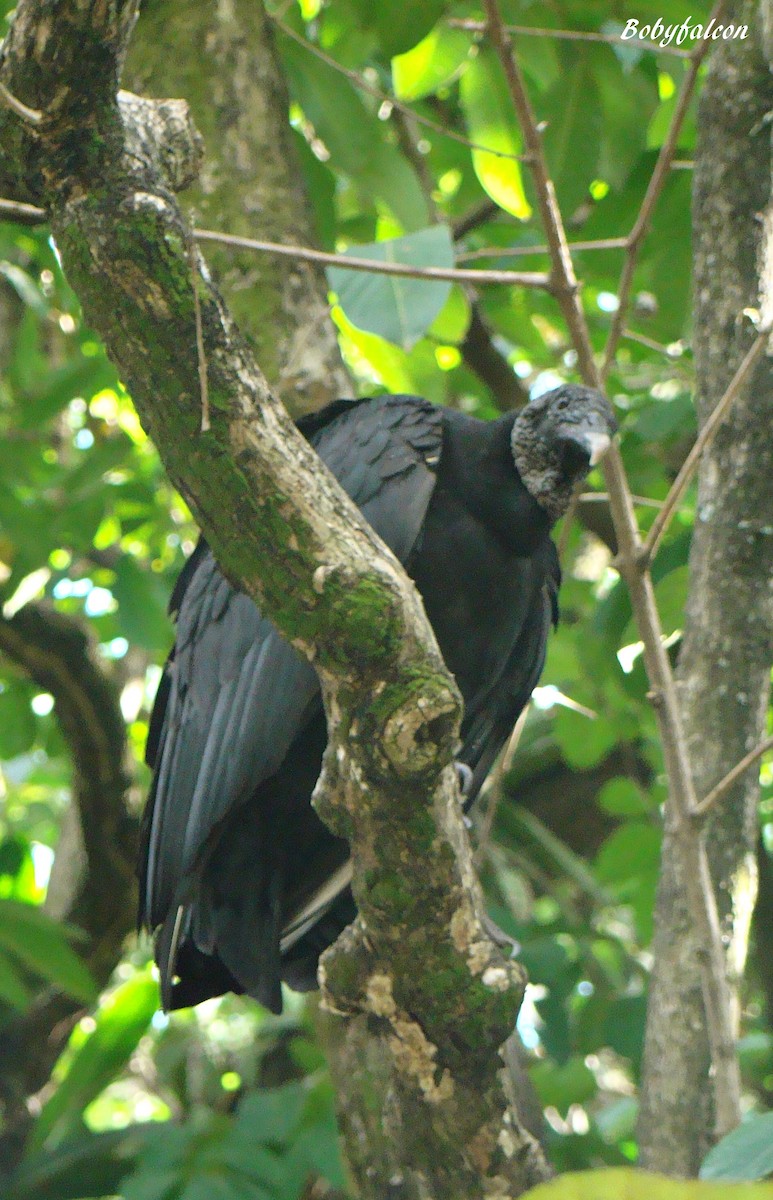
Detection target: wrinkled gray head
<box><xmin>511</xmin><ymin>384</ymin><xmax>617</xmax><ymax>525</ymax></box>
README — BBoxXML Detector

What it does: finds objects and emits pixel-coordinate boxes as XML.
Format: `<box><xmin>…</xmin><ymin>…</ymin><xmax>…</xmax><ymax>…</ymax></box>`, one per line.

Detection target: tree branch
<box><xmin>481</xmin><ymin>0</ymin><xmax>743</xmax><ymax>1136</ymax></box>
<box><xmin>460</xmin><ymin>305</ymin><xmax>529</xmax><ymax>410</ymax></box>
<box><xmin>642</xmin><ymin>325</ymin><xmax>770</xmax><ymax>564</ymax></box>
<box><xmin>194</xmin><ymin>228</ymin><xmax>552</xmax><ymax>289</ymax></box>
<box><xmin>693</xmin><ymin>735</ymin><xmax>773</xmax><ymax>819</ymax></box>
<box><xmin>447</xmin><ymin>19</ymin><xmax>693</xmax><ymax>59</ymax></box>
<box><xmin>0</xmin><ymin>1</ymin><xmax>551</xmax><ymax>1191</ymax></box>
<box><xmin>271</xmin><ymin>14</ymin><xmax>526</xmax><ymax>167</ymax></box>
<box><xmin>601</xmin><ymin>0</ymin><xmax>729</xmax><ymax>378</ymax></box>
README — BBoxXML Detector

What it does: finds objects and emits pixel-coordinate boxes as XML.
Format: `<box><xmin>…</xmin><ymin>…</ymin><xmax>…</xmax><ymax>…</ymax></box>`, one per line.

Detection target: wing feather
<box><xmin>141</xmin><ymin>395</ymin><xmax>443</xmax><ymax>974</ymax></box>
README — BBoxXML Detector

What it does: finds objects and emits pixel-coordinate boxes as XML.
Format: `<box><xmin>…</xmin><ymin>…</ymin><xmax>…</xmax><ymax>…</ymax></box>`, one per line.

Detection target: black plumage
<box><xmin>139</xmin><ymin>385</ymin><xmax>616</xmax><ymax>1013</ymax></box>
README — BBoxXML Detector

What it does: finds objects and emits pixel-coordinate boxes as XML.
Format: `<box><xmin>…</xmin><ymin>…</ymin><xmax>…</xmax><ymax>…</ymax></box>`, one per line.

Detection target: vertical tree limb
<box><xmin>638</xmin><ymin>1</ymin><xmax>773</xmax><ymax>1170</ymax></box>
<box><xmin>481</xmin><ymin>0</ymin><xmax>744</xmax><ymax>1140</ymax></box>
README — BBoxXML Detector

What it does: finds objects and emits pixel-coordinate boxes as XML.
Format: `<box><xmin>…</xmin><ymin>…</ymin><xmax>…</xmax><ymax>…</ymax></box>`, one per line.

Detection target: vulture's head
<box><xmin>511</xmin><ymin>384</ymin><xmax>617</xmax><ymax>525</ymax></box>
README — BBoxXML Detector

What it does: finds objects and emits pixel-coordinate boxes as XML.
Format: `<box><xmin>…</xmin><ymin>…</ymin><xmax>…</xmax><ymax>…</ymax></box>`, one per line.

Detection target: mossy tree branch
<box><xmin>0</xmin><ymin>1</ymin><xmax>551</xmax><ymax>1193</ymax></box>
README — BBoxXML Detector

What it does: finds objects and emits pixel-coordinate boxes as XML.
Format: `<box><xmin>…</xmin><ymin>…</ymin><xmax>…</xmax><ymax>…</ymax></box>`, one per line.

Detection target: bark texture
<box><xmin>124</xmin><ymin>0</ymin><xmax>349</xmax><ymax>415</ymax></box>
<box><xmin>0</xmin><ymin>2</ymin><xmax>551</xmax><ymax>1193</ymax></box>
<box><xmin>638</xmin><ymin>1</ymin><xmax>773</xmax><ymax>1171</ymax></box>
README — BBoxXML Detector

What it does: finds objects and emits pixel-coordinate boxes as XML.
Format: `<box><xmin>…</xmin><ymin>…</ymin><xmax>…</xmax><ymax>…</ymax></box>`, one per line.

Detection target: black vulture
<box><xmin>140</xmin><ymin>385</ymin><xmax>616</xmax><ymax>1013</ymax></box>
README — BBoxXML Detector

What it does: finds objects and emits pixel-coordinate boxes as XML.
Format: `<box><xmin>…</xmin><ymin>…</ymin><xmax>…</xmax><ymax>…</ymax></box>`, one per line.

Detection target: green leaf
<box><xmin>594</xmin><ymin>824</ymin><xmax>661</xmax><ymax>888</ymax></box>
<box><xmin>328</xmin><ymin>226</ymin><xmax>454</xmax><ymax>348</ymax></box>
<box><xmin>460</xmin><ymin>50</ymin><xmax>531</xmax><ymax>219</ymax></box>
<box><xmin>522</xmin><ymin>1168</ymin><xmax>773</xmax><ymax>1198</ymax></box>
<box><xmin>235</xmin><ymin>1083</ymin><xmax>307</xmax><ymax>1145</ymax></box>
<box><xmin>18</xmin><ymin>354</ymin><xmax>118</xmax><ymax>430</ymax></box>
<box><xmin>279</xmin><ymin>36</ymin><xmax>429</xmax><ymax>230</ymax></box>
<box><xmin>603</xmin><ymin>994</ymin><xmax>648</xmax><ymax>1065</ymax></box>
<box><xmin>700</xmin><ymin>1112</ymin><xmax>773</xmax><ymax>1182</ymax></box>
<box><xmin>30</xmin><ymin>971</ymin><xmax>158</xmax><ymax>1152</ymax></box>
<box><xmin>0</xmin><ymin>682</ymin><xmax>37</xmax><ymax>758</ymax></box>
<box><xmin>554</xmin><ymin>706</ymin><xmax>619</xmax><ymax>769</ymax></box>
<box><xmin>10</xmin><ymin>1126</ymin><xmax>158</xmax><ymax>1200</ymax></box>
<box><xmin>366</xmin><ymin>0</ymin><xmax>445</xmax><ymax>57</ymax></box>
<box><xmin>519</xmin><ymin>936</ymin><xmax>573</xmax><ymax>986</ymax></box>
<box><xmin>427</xmin><ymin>285</ymin><xmax>471</xmax><ymax>344</ymax></box>
<box><xmin>594</xmin><ymin>48</ymin><xmax>659</xmax><ymax>189</ymax></box>
<box><xmin>0</xmin><ymin>947</ymin><xmax>34</xmax><ymax>1010</ymax></box>
<box><xmin>122</xmin><ymin>1169</ymin><xmax>180</xmax><ymax>1200</ymax></box>
<box><xmin>541</xmin><ymin>53</ymin><xmax>602</xmax><ymax>213</ymax></box>
<box><xmin>111</xmin><ymin>557</ymin><xmax>173</xmax><ymax>652</ymax></box>
<box><xmin>530</xmin><ymin>1057</ymin><xmax>597</xmax><ymax>1116</ymax></box>
<box><xmin>211</xmin><ymin>1141</ymin><xmax>283</xmax><ymax>1189</ymax></box>
<box><xmin>0</xmin><ymin>261</ymin><xmax>49</xmax><ymax>317</ymax></box>
<box><xmin>620</xmin><ymin>565</ymin><xmax>689</xmax><ymax>646</ymax></box>
<box><xmin>0</xmin><ymin>900</ymin><xmax>96</xmax><ymax>1003</ymax></box>
<box><xmin>596</xmin><ymin>778</ymin><xmax>652</xmax><ymax>818</ymax></box>
<box><xmin>392</xmin><ymin>26</ymin><xmax>471</xmax><ymax>100</ymax></box>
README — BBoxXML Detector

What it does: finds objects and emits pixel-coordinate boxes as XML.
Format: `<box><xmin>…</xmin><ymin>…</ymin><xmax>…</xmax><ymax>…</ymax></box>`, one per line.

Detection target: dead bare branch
<box><xmin>693</xmin><ymin>735</ymin><xmax>773</xmax><ymax>819</ymax></box>
<box><xmin>194</xmin><ymin>227</ymin><xmax>553</xmax><ymax>289</ymax></box>
<box><xmin>602</xmin><ymin>0</ymin><xmax>730</xmax><ymax>378</ymax></box>
<box><xmin>642</xmin><ymin>326</ymin><xmax>770</xmax><ymax>565</ymax></box>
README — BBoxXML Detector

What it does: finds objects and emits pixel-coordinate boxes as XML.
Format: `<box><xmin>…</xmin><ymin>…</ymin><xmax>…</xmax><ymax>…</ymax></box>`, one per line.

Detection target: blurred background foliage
<box><xmin>0</xmin><ymin>0</ymin><xmax>771</xmax><ymax>1196</ymax></box>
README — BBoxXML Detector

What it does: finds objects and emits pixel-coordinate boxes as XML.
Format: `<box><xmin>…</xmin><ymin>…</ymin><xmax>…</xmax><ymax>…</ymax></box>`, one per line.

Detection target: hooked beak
<box><xmin>584</xmin><ymin>431</ymin><xmax>612</xmax><ymax>467</ymax></box>
<box><xmin>556</xmin><ymin>427</ymin><xmax>613</xmax><ymax>474</ymax></box>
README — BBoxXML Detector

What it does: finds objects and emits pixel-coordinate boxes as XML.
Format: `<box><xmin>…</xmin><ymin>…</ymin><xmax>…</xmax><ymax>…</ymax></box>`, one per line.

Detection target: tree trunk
<box><xmin>124</xmin><ymin>0</ymin><xmax>350</xmax><ymax>415</ymax></box>
<box><xmin>638</xmin><ymin>0</ymin><xmax>773</xmax><ymax>1171</ymax></box>
<box><xmin>0</xmin><ymin>3</ymin><xmax>552</xmax><ymax>1194</ymax></box>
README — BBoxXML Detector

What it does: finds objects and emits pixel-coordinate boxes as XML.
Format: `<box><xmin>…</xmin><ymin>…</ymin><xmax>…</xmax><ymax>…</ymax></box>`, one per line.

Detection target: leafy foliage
<box><xmin>700</xmin><ymin>1112</ymin><xmax>773</xmax><ymax>1183</ymax></box>
<box><xmin>1</xmin><ymin>0</ymin><xmax>772</xmax><ymax>1196</ymax></box>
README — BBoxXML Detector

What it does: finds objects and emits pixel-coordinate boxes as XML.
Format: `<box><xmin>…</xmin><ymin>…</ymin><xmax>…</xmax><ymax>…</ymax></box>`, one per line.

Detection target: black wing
<box><xmin>139</xmin><ymin>395</ymin><xmax>443</xmax><ymax>1000</ymax></box>
<box><xmin>459</xmin><ymin>538</ymin><xmax>560</xmax><ymax>805</ymax></box>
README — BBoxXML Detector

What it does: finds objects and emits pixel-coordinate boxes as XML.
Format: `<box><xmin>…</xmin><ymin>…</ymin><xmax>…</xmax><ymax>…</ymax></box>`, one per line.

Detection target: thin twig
<box><xmin>622</xmin><ymin>329</ymin><xmax>686</xmax><ymax>357</ymax></box>
<box><xmin>641</xmin><ymin>327</ymin><xmax>770</xmax><ymax>564</ymax></box>
<box><xmin>693</xmin><ymin>736</ymin><xmax>773</xmax><ymax>820</ymax></box>
<box><xmin>481</xmin><ymin>0</ymin><xmax>599</xmax><ymax>386</ymax></box>
<box><xmin>0</xmin><ymin>79</ymin><xmax>43</xmax><ymax>124</ymax></box>
<box><xmin>601</xmin><ymin>0</ymin><xmax>729</xmax><ymax>378</ymax></box>
<box><xmin>473</xmin><ymin>709</ymin><xmax>529</xmax><ymax>869</ymax></box>
<box><xmin>193</xmin><ymin>228</ymin><xmax>552</xmax><ymax>290</ymax></box>
<box><xmin>271</xmin><ymin>14</ymin><xmax>525</xmax><ymax>165</ymax></box>
<box><xmin>580</xmin><ymin>491</ymin><xmax>665</xmax><ymax>510</ymax></box>
<box><xmin>452</xmin><ymin>199</ymin><xmax>501</xmax><ymax>240</ymax></box>
<box><xmin>0</xmin><ymin>196</ymin><xmax>46</xmax><ymax>223</ymax></box>
<box><xmin>447</xmin><ymin>19</ymin><xmax>693</xmax><ymax>58</ymax></box>
<box><xmin>457</xmin><ymin>237</ymin><xmax>628</xmax><ymax>262</ymax></box>
<box><xmin>482</xmin><ymin>0</ymin><xmax>741</xmax><ymax>1133</ymax></box>
<box><xmin>186</xmin><ymin>231</ymin><xmax>210</xmax><ymax>433</ymax></box>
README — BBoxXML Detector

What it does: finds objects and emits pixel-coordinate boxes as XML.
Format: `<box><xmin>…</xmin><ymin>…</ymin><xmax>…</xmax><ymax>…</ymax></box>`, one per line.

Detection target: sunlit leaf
<box><xmin>392</xmin><ymin>26</ymin><xmax>471</xmax><ymax>100</ymax></box>
<box><xmin>523</xmin><ymin>1168</ymin><xmax>773</xmax><ymax>1198</ymax></box>
<box><xmin>31</xmin><ymin>972</ymin><xmax>158</xmax><ymax>1152</ymax></box>
<box><xmin>459</xmin><ymin>50</ymin><xmax>531</xmax><ymax>219</ymax></box>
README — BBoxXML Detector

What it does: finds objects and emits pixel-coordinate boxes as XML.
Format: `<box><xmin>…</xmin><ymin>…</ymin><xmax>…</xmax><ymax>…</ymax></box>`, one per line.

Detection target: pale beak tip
<box><xmin>587</xmin><ymin>432</ymin><xmax>612</xmax><ymax>467</ymax></box>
